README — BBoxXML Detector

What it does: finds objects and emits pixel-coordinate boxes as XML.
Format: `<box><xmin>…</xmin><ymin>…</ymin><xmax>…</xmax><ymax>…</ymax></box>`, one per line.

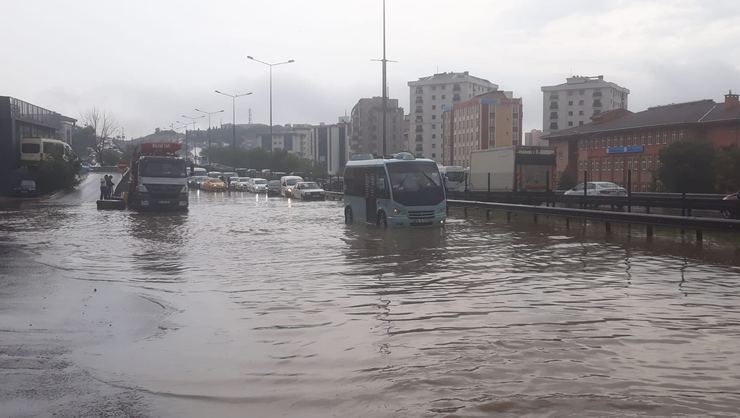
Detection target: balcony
<box><xmin>593</xmin><ymin>100</ymin><xmax>602</xmax><ymax>108</ymax></box>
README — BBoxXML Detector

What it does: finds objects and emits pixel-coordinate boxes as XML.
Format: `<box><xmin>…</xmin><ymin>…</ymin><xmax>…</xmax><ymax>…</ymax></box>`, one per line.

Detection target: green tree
<box><xmin>658</xmin><ymin>140</ymin><xmax>716</xmax><ymax>193</ymax></box>
<box><xmin>556</xmin><ymin>170</ymin><xmax>577</xmax><ymax>190</ymax></box>
<box><xmin>34</xmin><ymin>156</ymin><xmax>82</xmax><ymax>194</ymax></box>
<box><xmin>714</xmin><ymin>145</ymin><xmax>740</xmax><ymax>193</ymax></box>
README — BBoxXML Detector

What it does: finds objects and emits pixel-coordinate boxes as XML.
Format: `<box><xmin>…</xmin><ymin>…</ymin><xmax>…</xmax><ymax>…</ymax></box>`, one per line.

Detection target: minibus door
<box><xmin>364</xmin><ymin>170</ymin><xmax>377</xmax><ymax>224</ymax></box>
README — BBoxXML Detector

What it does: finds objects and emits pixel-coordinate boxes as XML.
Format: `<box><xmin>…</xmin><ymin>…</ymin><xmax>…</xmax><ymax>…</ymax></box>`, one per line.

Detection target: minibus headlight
<box><xmin>392</xmin><ymin>207</ymin><xmax>402</xmax><ymax>215</ymax></box>
<box><xmin>137</xmin><ymin>184</ymin><xmax>148</xmax><ymax>193</ymax></box>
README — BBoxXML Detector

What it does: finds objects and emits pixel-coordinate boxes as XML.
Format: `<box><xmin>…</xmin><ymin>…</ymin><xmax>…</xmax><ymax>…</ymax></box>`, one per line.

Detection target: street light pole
<box><xmin>195</xmin><ymin>108</ymin><xmax>225</xmax><ymax>166</ymax></box>
<box><xmin>181</xmin><ymin>114</ymin><xmax>205</xmax><ymax>163</ymax></box>
<box><xmin>215</xmin><ymin>90</ymin><xmax>252</xmax><ymax>151</ymax></box>
<box><xmin>247</xmin><ymin>56</ymin><xmax>294</xmax><ymax>146</ymax></box>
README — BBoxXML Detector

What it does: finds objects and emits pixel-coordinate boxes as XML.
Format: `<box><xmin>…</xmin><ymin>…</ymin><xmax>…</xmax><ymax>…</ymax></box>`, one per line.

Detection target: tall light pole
<box><xmin>247</xmin><ymin>56</ymin><xmax>294</xmax><ymax>145</ymax></box>
<box><xmin>194</xmin><ymin>108</ymin><xmax>224</xmax><ymax>166</ymax></box>
<box><xmin>181</xmin><ymin>114</ymin><xmax>204</xmax><ymax>163</ymax></box>
<box><xmin>215</xmin><ymin>90</ymin><xmax>252</xmax><ymax>150</ymax></box>
<box><xmin>371</xmin><ymin>0</ymin><xmax>395</xmax><ymax>157</ymax></box>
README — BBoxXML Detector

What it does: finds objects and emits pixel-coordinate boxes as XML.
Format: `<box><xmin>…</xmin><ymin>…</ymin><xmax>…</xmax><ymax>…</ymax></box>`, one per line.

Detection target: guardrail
<box><xmin>447</xmin><ymin>191</ymin><xmax>740</xmax><ymax>217</ymax></box>
<box><xmin>448</xmin><ymin>199</ymin><xmax>740</xmax><ymax>240</ymax></box>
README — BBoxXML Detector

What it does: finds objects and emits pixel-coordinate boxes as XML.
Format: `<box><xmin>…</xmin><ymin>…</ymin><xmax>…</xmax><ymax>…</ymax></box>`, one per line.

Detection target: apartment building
<box><xmin>408</xmin><ymin>72</ymin><xmax>498</xmax><ymax>162</ymax></box>
<box><xmin>442</xmin><ymin>91</ymin><xmax>523</xmax><ymax>167</ymax></box>
<box><xmin>349</xmin><ymin>97</ymin><xmax>404</xmax><ymax>157</ymax></box>
<box><xmin>542</xmin><ymin>75</ymin><xmax>629</xmax><ymax>134</ymax></box>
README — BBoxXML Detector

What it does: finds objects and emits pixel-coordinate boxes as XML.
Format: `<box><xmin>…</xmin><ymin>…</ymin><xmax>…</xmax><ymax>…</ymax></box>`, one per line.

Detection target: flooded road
<box><xmin>2</xmin><ymin>174</ymin><xmax>740</xmax><ymax>417</ymax></box>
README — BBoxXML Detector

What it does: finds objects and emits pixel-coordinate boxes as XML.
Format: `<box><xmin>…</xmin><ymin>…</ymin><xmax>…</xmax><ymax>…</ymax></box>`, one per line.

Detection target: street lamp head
<box><xmin>288</xmin><ymin>59</ymin><xmax>295</xmax><ymax>63</ymax></box>
<box><xmin>247</xmin><ymin>56</ymin><xmax>254</xmax><ymax>60</ymax></box>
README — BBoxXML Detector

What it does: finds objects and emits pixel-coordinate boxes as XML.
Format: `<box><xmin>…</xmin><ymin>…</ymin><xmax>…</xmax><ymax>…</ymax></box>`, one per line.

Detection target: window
<box><xmin>432</xmin><ymin>105</ymin><xmax>436</xmax><ymax>110</ymax></box>
<box><xmin>568</xmin><ymin>101</ymin><xmax>573</xmax><ymax>106</ymax></box>
<box><xmin>579</xmin><ymin>110</ymin><xmax>584</xmax><ymax>115</ymax></box>
<box><xmin>549</xmin><ymin>122</ymin><xmax>558</xmax><ymax>130</ymax></box>
<box><xmin>432</xmin><ymin>115</ymin><xmax>436</xmax><ymax>120</ymax></box>
<box><xmin>579</xmin><ymin>100</ymin><xmax>584</xmax><ymax>105</ymax></box>
<box><xmin>579</xmin><ymin>89</ymin><xmax>585</xmax><ymax>95</ymax></box>
<box><xmin>551</xmin><ymin>102</ymin><xmax>559</xmax><ymax>109</ymax></box>
<box><xmin>441</xmin><ymin>84</ymin><xmax>446</xmax><ymax>90</ymax></box>
<box><xmin>568</xmin><ymin>121</ymin><xmax>573</xmax><ymax>126</ymax></box>
<box><xmin>550</xmin><ymin>112</ymin><xmax>558</xmax><ymax>119</ymax></box>
<box><xmin>568</xmin><ymin>91</ymin><xmax>574</xmax><ymax>96</ymax></box>
<box><xmin>441</xmin><ymin>95</ymin><xmax>446</xmax><ymax>100</ymax></box>
<box><xmin>432</xmin><ymin>134</ymin><xmax>436</xmax><ymax>139</ymax></box>
<box><xmin>432</xmin><ymin>153</ymin><xmax>436</xmax><ymax>158</ymax></box>
<box><xmin>431</xmin><ymin>143</ymin><xmax>436</xmax><ymax>148</ymax></box>
<box><xmin>415</xmin><ymin>87</ymin><xmax>423</xmax><ymax>94</ymax></box>
<box><xmin>568</xmin><ymin>111</ymin><xmax>573</xmax><ymax>116</ymax></box>
<box><xmin>432</xmin><ymin>95</ymin><xmax>436</xmax><ymax>100</ymax></box>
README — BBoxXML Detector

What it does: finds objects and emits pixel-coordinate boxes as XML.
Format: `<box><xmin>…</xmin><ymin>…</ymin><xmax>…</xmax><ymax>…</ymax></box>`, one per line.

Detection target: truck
<box><xmin>438</xmin><ymin>165</ymin><xmax>466</xmax><ymax>192</ymax></box>
<box><xmin>468</xmin><ymin>146</ymin><xmax>555</xmax><ymax>192</ymax></box>
<box><xmin>126</xmin><ymin>143</ymin><xmax>189</xmax><ymax>211</ymax></box>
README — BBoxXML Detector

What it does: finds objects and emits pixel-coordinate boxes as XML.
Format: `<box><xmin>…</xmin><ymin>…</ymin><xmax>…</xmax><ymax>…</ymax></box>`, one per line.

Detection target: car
<box><xmin>292</xmin><ymin>181</ymin><xmax>325</xmax><ymax>200</ymax></box>
<box><xmin>280</xmin><ymin>175</ymin><xmax>303</xmax><ymax>197</ymax></box>
<box><xmin>721</xmin><ymin>192</ymin><xmax>739</xmax><ymax>219</ymax></box>
<box><xmin>188</xmin><ymin>175</ymin><xmax>208</xmax><ymax>188</ymax></box>
<box><xmin>267</xmin><ymin>180</ymin><xmax>281</xmax><ymax>196</ymax></box>
<box><xmin>200</xmin><ymin>178</ymin><xmax>227</xmax><ymax>192</ymax></box>
<box><xmin>564</xmin><ymin>181</ymin><xmax>627</xmax><ymax>196</ymax></box>
<box><xmin>12</xmin><ymin>179</ymin><xmax>37</xmax><ymax>197</ymax></box>
<box><xmin>248</xmin><ymin>178</ymin><xmax>269</xmax><ymax>193</ymax></box>
<box><xmin>233</xmin><ymin>177</ymin><xmax>251</xmax><ymax>191</ymax></box>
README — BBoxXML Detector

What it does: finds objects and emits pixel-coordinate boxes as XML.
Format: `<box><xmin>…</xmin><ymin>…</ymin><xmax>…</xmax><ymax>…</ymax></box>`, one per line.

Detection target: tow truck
<box><xmin>126</xmin><ymin>143</ymin><xmax>189</xmax><ymax>211</ymax></box>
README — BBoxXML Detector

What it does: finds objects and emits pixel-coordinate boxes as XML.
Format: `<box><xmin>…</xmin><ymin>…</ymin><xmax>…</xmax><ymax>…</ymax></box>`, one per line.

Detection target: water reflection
<box><xmin>127</xmin><ymin>212</ymin><xmax>189</xmax><ymax>281</ymax></box>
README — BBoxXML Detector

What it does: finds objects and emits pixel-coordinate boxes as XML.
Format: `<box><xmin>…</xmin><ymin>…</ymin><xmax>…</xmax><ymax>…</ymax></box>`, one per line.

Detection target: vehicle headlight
<box><xmin>392</xmin><ymin>207</ymin><xmax>402</xmax><ymax>215</ymax></box>
<box><xmin>137</xmin><ymin>184</ymin><xmax>148</xmax><ymax>193</ymax></box>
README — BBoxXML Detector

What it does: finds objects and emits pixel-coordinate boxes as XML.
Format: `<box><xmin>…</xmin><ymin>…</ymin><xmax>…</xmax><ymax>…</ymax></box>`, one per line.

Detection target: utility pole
<box><xmin>371</xmin><ymin>0</ymin><xmax>396</xmax><ymax>157</ymax></box>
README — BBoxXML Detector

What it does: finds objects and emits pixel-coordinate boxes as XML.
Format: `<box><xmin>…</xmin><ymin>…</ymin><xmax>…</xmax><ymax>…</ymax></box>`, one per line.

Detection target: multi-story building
<box><xmin>542</xmin><ymin>75</ymin><xmax>629</xmax><ymax>134</ymax></box>
<box><xmin>543</xmin><ymin>92</ymin><xmax>740</xmax><ymax>191</ymax></box>
<box><xmin>260</xmin><ymin>125</ymin><xmax>314</xmax><ymax>159</ymax></box>
<box><xmin>408</xmin><ymin>72</ymin><xmax>499</xmax><ymax>162</ymax></box>
<box><xmin>312</xmin><ymin>120</ymin><xmax>350</xmax><ymax>175</ymax></box>
<box><xmin>349</xmin><ymin>97</ymin><xmax>404</xmax><ymax>157</ymax></box>
<box><xmin>441</xmin><ymin>91</ymin><xmax>523</xmax><ymax>167</ymax></box>
<box><xmin>524</xmin><ymin>129</ymin><xmax>546</xmax><ymax>146</ymax></box>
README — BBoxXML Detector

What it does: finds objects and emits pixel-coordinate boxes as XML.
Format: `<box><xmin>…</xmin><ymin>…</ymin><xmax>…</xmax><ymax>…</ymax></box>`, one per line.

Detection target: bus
<box><xmin>343</xmin><ymin>152</ymin><xmax>446</xmax><ymax>228</ymax></box>
<box><xmin>20</xmin><ymin>137</ymin><xmax>75</xmax><ymax>164</ymax></box>
<box><xmin>439</xmin><ymin>165</ymin><xmax>466</xmax><ymax>192</ymax></box>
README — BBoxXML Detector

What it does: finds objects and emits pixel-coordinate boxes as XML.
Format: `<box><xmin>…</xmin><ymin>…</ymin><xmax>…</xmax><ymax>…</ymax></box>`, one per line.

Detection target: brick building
<box><xmin>440</xmin><ymin>91</ymin><xmax>523</xmax><ymax>167</ymax></box>
<box><xmin>543</xmin><ymin>92</ymin><xmax>740</xmax><ymax>191</ymax></box>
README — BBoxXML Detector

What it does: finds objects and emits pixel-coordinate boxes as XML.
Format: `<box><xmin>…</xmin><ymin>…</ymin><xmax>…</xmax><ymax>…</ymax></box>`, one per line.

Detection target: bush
<box><xmin>658</xmin><ymin>140</ymin><xmax>715</xmax><ymax>193</ymax></box>
<box><xmin>34</xmin><ymin>156</ymin><xmax>82</xmax><ymax>194</ymax></box>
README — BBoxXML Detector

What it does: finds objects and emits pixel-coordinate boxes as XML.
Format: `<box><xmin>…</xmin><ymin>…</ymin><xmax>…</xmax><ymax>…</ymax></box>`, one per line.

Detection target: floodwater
<box><xmin>1</xmin><ymin>174</ymin><xmax>740</xmax><ymax>417</ymax></box>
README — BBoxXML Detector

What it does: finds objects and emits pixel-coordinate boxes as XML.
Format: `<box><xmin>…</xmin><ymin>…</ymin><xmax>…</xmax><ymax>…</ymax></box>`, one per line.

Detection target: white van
<box><xmin>280</xmin><ymin>175</ymin><xmax>303</xmax><ymax>197</ymax></box>
<box><xmin>20</xmin><ymin>138</ymin><xmax>74</xmax><ymax>164</ymax></box>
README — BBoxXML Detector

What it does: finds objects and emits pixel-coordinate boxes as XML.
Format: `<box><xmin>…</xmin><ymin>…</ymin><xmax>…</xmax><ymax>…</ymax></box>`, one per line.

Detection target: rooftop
<box><xmin>409</xmin><ymin>71</ymin><xmax>497</xmax><ymax>88</ymax></box>
<box><xmin>541</xmin><ymin>75</ymin><xmax>629</xmax><ymax>93</ymax></box>
<box><xmin>543</xmin><ymin>96</ymin><xmax>740</xmax><ymax>139</ymax></box>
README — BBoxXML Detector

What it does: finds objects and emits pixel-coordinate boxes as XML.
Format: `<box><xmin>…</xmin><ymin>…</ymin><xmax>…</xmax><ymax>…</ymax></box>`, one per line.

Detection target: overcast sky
<box><xmin>2</xmin><ymin>0</ymin><xmax>739</xmax><ymax>138</ymax></box>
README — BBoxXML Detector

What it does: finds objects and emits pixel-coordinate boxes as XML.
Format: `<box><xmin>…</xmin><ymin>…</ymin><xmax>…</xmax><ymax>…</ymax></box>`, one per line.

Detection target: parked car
<box><xmin>267</xmin><ymin>180</ymin><xmax>281</xmax><ymax>196</ymax></box>
<box><xmin>564</xmin><ymin>182</ymin><xmax>627</xmax><ymax>196</ymax></box>
<box><xmin>292</xmin><ymin>181</ymin><xmax>325</xmax><ymax>200</ymax></box>
<box><xmin>280</xmin><ymin>175</ymin><xmax>303</xmax><ymax>197</ymax></box>
<box><xmin>12</xmin><ymin>179</ymin><xmax>37</xmax><ymax>197</ymax></box>
<box><xmin>248</xmin><ymin>178</ymin><xmax>269</xmax><ymax>193</ymax></box>
<box><xmin>200</xmin><ymin>178</ymin><xmax>227</xmax><ymax>192</ymax></box>
<box><xmin>721</xmin><ymin>192</ymin><xmax>739</xmax><ymax>219</ymax></box>
<box><xmin>188</xmin><ymin>175</ymin><xmax>208</xmax><ymax>188</ymax></box>
<box><xmin>207</xmin><ymin>171</ymin><xmax>223</xmax><ymax>179</ymax></box>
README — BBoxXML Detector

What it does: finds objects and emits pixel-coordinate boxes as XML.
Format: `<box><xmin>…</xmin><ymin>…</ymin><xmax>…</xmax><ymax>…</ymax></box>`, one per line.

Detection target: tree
<box><xmin>34</xmin><ymin>155</ymin><xmax>82</xmax><ymax>194</ymax></box>
<box><xmin>556</xmin><ymin>170</ymin><xmax>577</xmax><ymax>190</ymax></box>
<box><xmin>80</xmin><ymin>107</ymin><xmax>118</xmax><ymax>165</ymax></box>
<box><xmin>70</xmin><ymin>125</ymin><xmax>96</xmax><ymax>159</ymax></box>
<box><xmin>658</xmin><ymin>140</ymin><xmax>716</xmax><ymax>193</ymax></box>
<box><xmin>714</xmin><ymin>145</ymin><xmax>740</xmax><ymax>193</ymax></box>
